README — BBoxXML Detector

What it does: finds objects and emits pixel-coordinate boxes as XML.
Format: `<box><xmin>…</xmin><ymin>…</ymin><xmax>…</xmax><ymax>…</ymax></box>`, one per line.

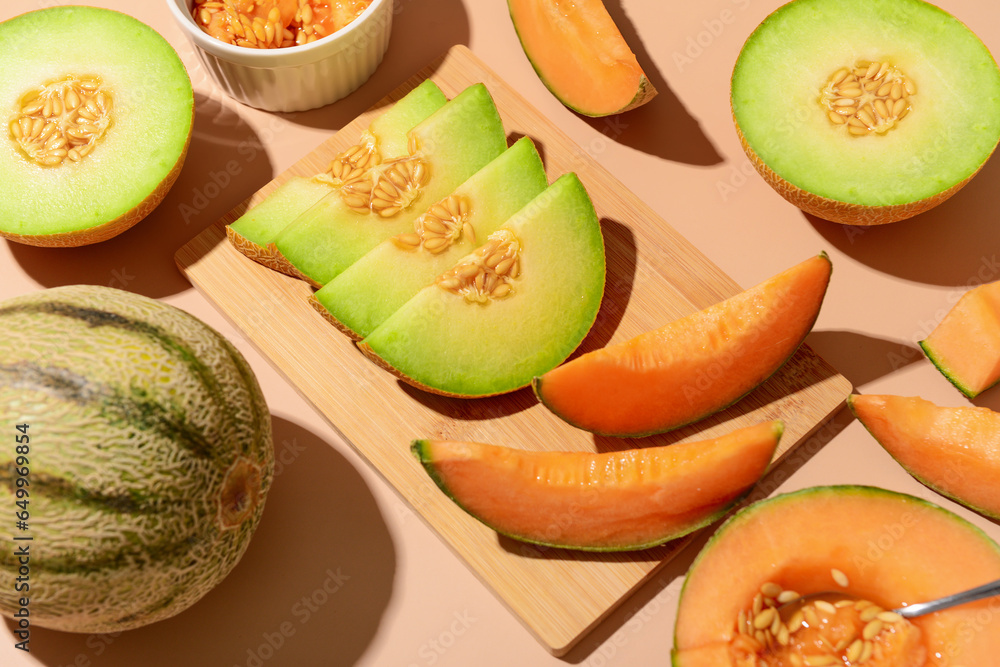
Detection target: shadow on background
<box><xmin>278</xmin><ymin>0</ymin><xmax>471</xmax><ymax>133</ymax></box>
<box><xmin>15</xmin><ymin>417</ymin><xmax>395</xmax><ymax>667</ymax></box>
<box><xmin>581</xmin><ymin>1</ymin><xmax>723</xmax><ymax>166</ymax></box>
<box><xmin>9</xmin><ymin>92</ymin><xmax>272</xmax><ymax>299</ymax></box>
<box><xmin>806</xmin><ymin>330</ymin><xmax>921</xmax><ymax>389</ymax></box>
<box><xmin>810</xmin><ymin>153</ymin><xmax>1000</xmax><ymax>287</ymax></box>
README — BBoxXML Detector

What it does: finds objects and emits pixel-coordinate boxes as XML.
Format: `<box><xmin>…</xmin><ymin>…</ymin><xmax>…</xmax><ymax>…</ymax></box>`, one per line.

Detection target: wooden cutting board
<box><xmin>175</xmin><ymin>44</ymin><xmax>851</xmax><ymax>655</ymax></box>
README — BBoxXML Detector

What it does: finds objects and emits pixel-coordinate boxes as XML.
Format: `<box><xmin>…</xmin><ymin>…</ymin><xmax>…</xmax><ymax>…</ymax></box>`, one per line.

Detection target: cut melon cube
<box><xmin>920</xmin><ymin>280</ymin><xmax>1000</xmax><ymax>398</ymax></box>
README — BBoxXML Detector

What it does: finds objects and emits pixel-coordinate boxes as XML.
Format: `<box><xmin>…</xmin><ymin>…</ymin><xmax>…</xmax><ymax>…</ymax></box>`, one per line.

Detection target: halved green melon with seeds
<box><xmin>732</xmin><ymin>0</ymin><xmax>1000</xmax><ymax>225</ymax></box>
<box><xmin>920</xmin><ymin>279</ymin><xmax>1000</xmax><ymax>398</ymax></box>
<box><xmin>311</xmin><ymin>136</ymin><xmax>548</xmax><ymax>340</ymax></box>
<box><xmin>0</xmin><ymin>6</ymin><xmax>193</xmax><ymax>246</ymax></box>
<box><xmin>226</xmin><ymin>79</ymin><xmax>447</xmax><ymax>271</ymax></box>
<box><xmin>358</xmin><ymin>172</ymin><xmax>605</xmax><ymax>398</ymax></box>
<box><xmin>271</xmin><ymin>83</ymin><xmax>508</xmax><ymax>287</ymax></box>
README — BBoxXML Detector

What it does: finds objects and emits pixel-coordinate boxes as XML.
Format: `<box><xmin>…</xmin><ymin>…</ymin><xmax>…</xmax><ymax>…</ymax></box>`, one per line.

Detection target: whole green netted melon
<box><xmin>0</xmin><ymin>285</ymin><xmax>273</xmax><ymax>633</ymax></box>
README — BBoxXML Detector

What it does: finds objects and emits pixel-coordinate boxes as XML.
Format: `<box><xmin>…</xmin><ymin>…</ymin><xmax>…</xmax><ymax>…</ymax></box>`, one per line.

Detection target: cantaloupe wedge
<box><xmin>533</xmin><ymin>253</ymin><xmax>832</xmax><ymax>437</ymax></box>
<box><xmin>920</xmin><ymin>280</ymin><xmax>1000</xmax><ymax>398</ymax></box>
<box><xmin>849</xmin><ymin>394</ymin><xmax>1000</xmax><ymax>520</ymax></box>
<box><xmin>412</xmin><ymin>420</ymin><xmax>782</xmax><ymax>551</ymax></box>
<box><xmin>507</xmin><ymin>0</ymin><xmax>656</xmax><ymax>117</ymax></box>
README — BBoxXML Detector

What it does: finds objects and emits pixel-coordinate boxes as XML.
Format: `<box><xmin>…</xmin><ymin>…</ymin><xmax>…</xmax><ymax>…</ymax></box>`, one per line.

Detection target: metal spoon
<box><xmin>779</xmin><ymin>577</ymin><xmax>1000</xmax><ymax>621</ymax></box>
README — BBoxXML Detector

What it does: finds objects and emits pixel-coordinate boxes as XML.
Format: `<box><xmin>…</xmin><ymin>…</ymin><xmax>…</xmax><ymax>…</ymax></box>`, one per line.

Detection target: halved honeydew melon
<box><xmin>506</xmin><ymin>0</ymin><xmax>656</xmax><ymax>117</ymax></box>
<box><xmin>271</xmin><ymin>83</ymin><xmax>508</xmax><ymax>287</ymax></box>
<box><xmin>672</xmin><ymin>485</ymin><xmax>1000</xmax><ymax>665</ymax></box>
<box><xmin>310</xmin><ymin>136</ymin><xmax>548</xmax><ymax>340</ymax></box>
<box><xmin>413</xmin><ymin>420</ymin><xmax>782</xmax><ymax>551</ymax></box>
<box><xmin>731</xmin><ymin>0</ymin><xmax>1000</xmax><ymax>225</ymax></box>
<box><xmin>919</xmin><ymin>280</ymin><xmax>1000</xmax><ymax>398</ymax></box>
<box><xmin>533</xmin><ymin>253</ymin><xmax>832</xmax><ymax>437</ymax></box>
<box><xmin>0</xmin><ymin>6</ymin><xmax>193</xmax><ymax>246</ymax></box>
<box><xmin>358</xmin><ymin>172</ymin><xmax>606</xmax><ymax>398</ymax></box>
<box><xmin>849</xmin><ymin>393</ymin><xmax>1000</xmax><ymax>521</ymax></box>
<box><xmin>226</xmin><ymin>79</ymin><xmax>447</xmax><ymax>272</ymax></box>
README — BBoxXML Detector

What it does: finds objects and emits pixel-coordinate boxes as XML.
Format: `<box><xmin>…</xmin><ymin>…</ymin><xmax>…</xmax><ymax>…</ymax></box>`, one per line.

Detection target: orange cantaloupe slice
<box><xmin>849</xmin><ymin>393</ymin><xmax>1000</xmax><ymax>520</ymax></box>
<box><xmin>412</xmin><ymin>420</ymin><xmax>782</xmax><ymax>552</ymax></box>
<box><xmin>672</xmin><ymin>485</ymin><xmax>1000</xmax><ymax>665</ymax></box>
<box><xmin>533</xmin><ymin>253</ymin><xmax>832</xmax><ymax>437</ymax></box>
<box><xmin>506</xmin><ymin>0</ymin><xmax>656</xmax><ymax>117</ymax></box>
<box><xmin>920</xmin><ymin>280</ymin><xmax>1000</xmax><ymax>398</ymax></box>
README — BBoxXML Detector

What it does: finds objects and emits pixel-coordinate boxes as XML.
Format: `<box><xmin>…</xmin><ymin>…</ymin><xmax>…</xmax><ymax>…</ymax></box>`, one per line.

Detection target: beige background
<box><xmin>1</xmin><ymin>1</ymin><xmax>999</xmax><ymax>665</ymax></box>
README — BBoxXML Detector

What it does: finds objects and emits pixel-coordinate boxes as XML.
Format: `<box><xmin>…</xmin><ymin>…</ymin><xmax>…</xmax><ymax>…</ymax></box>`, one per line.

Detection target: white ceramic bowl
<box><xmin>165</xmin><ymin>0</ymin><xmax>392</xmax><ymax>112</ymax></box>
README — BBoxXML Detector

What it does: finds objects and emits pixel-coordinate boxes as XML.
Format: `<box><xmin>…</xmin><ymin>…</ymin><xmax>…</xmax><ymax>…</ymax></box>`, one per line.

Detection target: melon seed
<box><xmin>435</xmin><ymin>230</ymin><xmax>521</xmax><ymax>304</ymax></box>
<box><xmin>8</xmin><ymin>74</ymin><xmax>112</xmax><ymax>167</ymax></box>
<box><xmin>821</xmin><ymin>60</ymin><xmax>914</xmax><ymax>136</ymax></box>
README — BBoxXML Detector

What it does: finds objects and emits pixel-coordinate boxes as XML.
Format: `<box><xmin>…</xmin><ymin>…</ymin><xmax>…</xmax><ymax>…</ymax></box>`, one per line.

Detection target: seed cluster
<box><xmin>8</xmin><ymin>75</ymin><xmax>112</xmax><ymax>167</ymax></box>
<box><xmin>324</xmin><ymin>131</ymin><xmax>380</xmax><ymax>186</ymax></box>
<box><xmin>436</xmin><ymin>230</ymin><xmax>521</xmax><ymax>303</ymax></box>
<box><xmin>732</xmin><ymin>577</ymin><xmax>920</xmax><ymax>666</ymax></box>
<box><xmin>392</xmin><ymin>194</ymin><xmax>474</xmax><ymax>254</ymax></box>
<box><xmin>822</xmin><ymin>61</ymin><xmax>915</xmax><ymax>136</ymax></box>
<box><xmin>339</xmin><ymin>155</ymin><xmax>428</xmax><ymax>217</ymax></box>
<box><xmin>192</xmin><ymin>0</ymin><xmax>370</xmax><ymax>49</ymax></box>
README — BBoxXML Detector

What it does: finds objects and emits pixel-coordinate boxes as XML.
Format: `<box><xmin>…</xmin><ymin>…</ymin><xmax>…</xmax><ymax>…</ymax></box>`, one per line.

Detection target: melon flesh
<box><xmin>358</xmin><ymin>172</ymin><xmax>606</xmax><ymax>398</ymax></box>
<box><xmin>732</xmin><ymin>0</ymin><xmax>1000</xmax><ymax>224</ymax></box>
<box><xmin>271</xmin><ymin>83</ymin><xmax>508</xmax><ymax>287</ymax></box>
<box><xmin>413</xmin><ymin>420</ymin><xmax>782</xmax><ymax>551</ymax></box>
<box><xmin>673</xmin><ymin>485</ymin><xmax>1000</xmax><ymax>666</ymax></box>
<box><xmin>0</xmin><ymin>6</ymin><xmax>193</xmax><ymax>245</ymax></box>
<box><xmin>534</xmin><ymin>253</ymin><xmax>832</xmax><ymax>437</ymax></box>
<box><xmin>507</xmin><ymin>0</ymin><xmax>656</xmax><ymax>116</ymax></box>
<box><xmin>311</xmin><ymin>136</ymin><xmax>548</xmax><ymax>340</ymax></box>
<box><xmin>849</xmin><ymin>393</ymin><xmax>1000</xmax><ymax>520</ymax></box>
<box><xmin>226</xmin><ymin>78</ymin><xmax>447</xmax><ymax>265</ymax></box>
<box><xmin>920</xmin><ymin>280</ymin><xmax>1000</xmax><ymax>398</ymax></box>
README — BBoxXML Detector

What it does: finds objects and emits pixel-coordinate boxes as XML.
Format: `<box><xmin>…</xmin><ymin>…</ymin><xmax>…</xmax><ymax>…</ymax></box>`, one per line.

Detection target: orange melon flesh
<box><xmin>849</xmin><ymin>394</ymin><xmax>1000</xmax><ymax>520</ymax></box>
<box><xmin>507</xmin><ymin>0</ymin><xmax>656</xmax><ymax>117</ymax></box>
<box><xmin>920</xmin><ymin>280</ymin><xmax>1000</xmax><ymax>398</ymax></box>
<box><xmin>412</xmin><ymin>421</ymin><xmax>782</xmax><ymax>551</ymax></box>
<box><xmin>534</xmin><ymin>253</ymin><xmax>832</xmax><ymax>437</ymax></box>
<box><xmin>672</xmin><ymin>485</ymin><xmax>1000</xmax><ymax>666</ymax></box>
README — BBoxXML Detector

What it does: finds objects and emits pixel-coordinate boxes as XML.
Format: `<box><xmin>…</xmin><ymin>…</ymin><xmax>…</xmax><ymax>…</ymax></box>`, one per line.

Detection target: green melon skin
<box><xmin>732</xmin><ymin>0</ymin><xmax>1000</xmax><ymax>208</ymax></box>
<box><xmin>0</xmin><ymin>7</ymin><xmax>193</xmax><ymax>240</ymax></box>
<box><xmin>359</xmin><ymin>173</ymin><xmax>606</xmax><ymax>398</ymax></box>
<box><xmin>271</xmin><ymin>83</ymin><xmax>509</xmax><ymax>287</ymax></box>
<box><xmin>0</xmin><ymin>286</ymin><xmax>273</xmax><ymax>633</ymax></box>
<box><xmin>227</xmin><ymin>79</ymin><xmax>448</xmax><ymax>249</ymax></box>
<box><xmin>312</xmin><ymin>136</ymin><xmax>549</xmax><ymax>340</ymax></box>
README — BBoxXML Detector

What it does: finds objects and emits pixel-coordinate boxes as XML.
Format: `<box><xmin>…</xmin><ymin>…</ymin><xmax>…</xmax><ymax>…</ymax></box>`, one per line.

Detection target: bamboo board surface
<box><xmin>175</xmin><ymin>45</ymin><xmax>852</xmax><ymax>655</ymax></box>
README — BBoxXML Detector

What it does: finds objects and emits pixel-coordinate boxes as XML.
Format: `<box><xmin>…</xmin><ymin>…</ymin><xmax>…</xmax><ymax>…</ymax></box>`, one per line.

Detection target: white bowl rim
<box><xmin>165</xmin><ymin>0</ymin><xmax>390</xmax><ymax>68</ymax></box>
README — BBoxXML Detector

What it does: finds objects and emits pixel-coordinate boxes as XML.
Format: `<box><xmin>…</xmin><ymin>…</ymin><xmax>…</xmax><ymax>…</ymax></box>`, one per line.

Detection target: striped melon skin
<box><xmin>0</xmin><ymin>285</ymin><xmax>273</xmax><ymax>633</ymax></box>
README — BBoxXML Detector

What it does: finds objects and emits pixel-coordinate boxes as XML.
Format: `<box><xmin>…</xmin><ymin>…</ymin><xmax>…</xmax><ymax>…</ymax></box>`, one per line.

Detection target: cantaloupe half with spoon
<box><xmin>850</xmin><ymin>393</ymin><xmax>1000</xmax><ymax>521</ymax></box>
<box><xmin>731</xmin><ymin>0</ymin><xmax>1000</xmax><ymax>225</ymax></box>
<box><xmin>0</xmin><ymin>6</ymin><xmax>193</xmax><ymax>246</ymax></box>
<box><xmin>672</xmin><ymin>485</ymin><xmax>1000</xmax><ymax>665</ymax></box>
<box><xmin>533</xmin><ymin>253</ymin><xmax>832</xmax><ymax>437</ymax></box>
<box><xmin>412</xmin><ymin>420</ymin><xmax>782</xmax><ymax>552</ymax></box>
<box><xmin>507</xmin><ymin>0</ymin><xmax>656</xmax><ymax>116</ymax></box>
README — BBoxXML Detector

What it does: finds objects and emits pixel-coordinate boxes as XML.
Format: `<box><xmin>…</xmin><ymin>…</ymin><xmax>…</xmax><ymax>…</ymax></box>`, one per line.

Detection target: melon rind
<box><xmin>731</xmin><ymin>0</ymin><xmax>1000</xmax><ymax>225</ymax></box>
<box><xmin>0</xmin><ymin>285</ymin><xmax>273</xmax><ymax>633</ymax></box>
<box><xmin>0</xmin><ymin>7</ymin><xmax>194</xmax><ymax>245</ymax></box>
<box><xmin>358</xmin><ymin>172</ymin><xmax>606</xmax><ymax>398</ymax></box>
<box><xmin>672</xmin><ymin>485</ymin><xmax>1000</xmax><ymax>665</ymax></box>
<box><xmin>311</xmin><ymin>136</ymin><xmax>549</xmax><ymax>340</ymax></box>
